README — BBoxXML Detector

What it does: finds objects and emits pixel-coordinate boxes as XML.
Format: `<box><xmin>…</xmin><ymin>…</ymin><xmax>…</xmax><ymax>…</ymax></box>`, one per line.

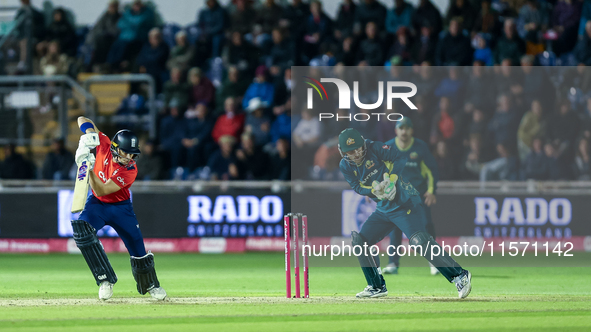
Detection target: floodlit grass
<box><xmin>0</xmin><ymin>253</ymin><xmax>590</xmax><ymax>331</ymax></box>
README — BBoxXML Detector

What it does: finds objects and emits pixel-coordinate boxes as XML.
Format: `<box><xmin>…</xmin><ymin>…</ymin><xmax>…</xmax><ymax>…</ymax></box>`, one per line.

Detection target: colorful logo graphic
<box><xmin>77</xmin><ymin>161</ymin><xmax>87</xmax><ymax>181</ymax></box>
<box><xmin>307</xmin><ymin>77</ymin><xmax>417</xmax><ymax>111</ymax></box>
<box><xmin>365</xmin><ymin>160</ymin><xmax>375</xmax><ymax>169</ymax></box>
<box><xmin>346</xmin><ymin>138</ymin><xmax>355</xmax><ymax>145</ymax></box>
<box><xmin>303</xmin><ymin>76</ymin><xmax>329</xmax><ymax>101</ymax></box>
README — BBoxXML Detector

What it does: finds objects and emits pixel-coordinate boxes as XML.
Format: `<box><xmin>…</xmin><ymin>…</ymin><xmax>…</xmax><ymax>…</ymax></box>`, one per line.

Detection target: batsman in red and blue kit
<box><xmin>72</xmin><ymin>116</ymin><xmax>167</xmax><ymax>301</ymax></box>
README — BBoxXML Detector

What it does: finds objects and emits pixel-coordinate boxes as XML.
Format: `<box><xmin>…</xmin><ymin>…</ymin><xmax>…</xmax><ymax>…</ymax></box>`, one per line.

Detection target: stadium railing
<box><xmin>0</xmin><ymin>75</ymin><xmax>95</xmax><ymax>150</ymax></box>
<box><xmin>0</xmin><ymin>74</ymin><xmax>156</xmax><ymax>172</ymax></box>
<box><xmin>1</xmin><ymin>180</ymin><xmax>591</xmax><ymax>195</ymax></box>
<box><xmin>82</xmin><ymin>74</ymin><xmax>157</xmax><ymax>140</ymax></box>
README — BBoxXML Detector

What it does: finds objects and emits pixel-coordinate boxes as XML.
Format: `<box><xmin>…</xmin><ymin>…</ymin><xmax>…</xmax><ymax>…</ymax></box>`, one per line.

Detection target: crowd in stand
<box><xmin>3</xmin><ymin>0</ymin><xmax>591</xmax><ymax>181</ymax></box>
<box><xmin>296</xmin><ymin>64</ymin><xmax>591</xmax><ymax>182</ymax></box>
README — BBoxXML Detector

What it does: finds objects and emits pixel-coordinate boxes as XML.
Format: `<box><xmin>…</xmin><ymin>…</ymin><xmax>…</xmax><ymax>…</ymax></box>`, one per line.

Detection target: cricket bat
<box><xmin>71</xmin><ymin>159</ymin><xmax>90</xmax><ymax>213</ymax></box>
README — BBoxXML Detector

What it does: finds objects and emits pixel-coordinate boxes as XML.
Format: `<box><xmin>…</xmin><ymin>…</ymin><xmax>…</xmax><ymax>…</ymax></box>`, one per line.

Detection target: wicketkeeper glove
<box><xmin>382</xmin><ymin>173</ymin><xmax>398</xmax><ymax>201</ymax></box>
<box><xmin>371</xmin><ymin>180</ymin><xmax>387</xmax><ymax>200</ymax></box>
<box><xmin>79</xmin><ymin>132</ymin><xmax>99</xmax><ymax>150</ymax></box>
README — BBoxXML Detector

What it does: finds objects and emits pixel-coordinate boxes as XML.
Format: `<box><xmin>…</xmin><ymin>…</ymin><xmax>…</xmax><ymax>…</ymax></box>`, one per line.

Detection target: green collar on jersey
<box><xmin>395</xmin><ymin>137</ymin><xmax>414</xmax><ymax>152</ymax></box>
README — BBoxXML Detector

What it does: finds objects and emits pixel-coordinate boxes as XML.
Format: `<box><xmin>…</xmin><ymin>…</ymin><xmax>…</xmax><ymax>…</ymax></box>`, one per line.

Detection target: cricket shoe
<box><xmin>382</xmin><ymin>263</ymin><xmax>398</xmax><ymax>275</ymax></box>
<box><xmin>429</xmin><ymin>263</ymin><xmax>440</xmax><ymax>276</ymax></box>
<box><xmin>356</xmin><ymin>284</ymin><xmax>388</xmax><ymax>298</ymax></box>
<box><xmin>98</xmin><ymin>281</ymin><xmax>114</xmax><ymax>300</ymax></box>
<box><xmin>452</xmin><ymin>270</ymin><xmax>472</xmax><ymax>299</ymax></box>
<box><xmin>148</xmin><ymin>287</ymin><xmax>167</xmax><ymax>300</ymax></box>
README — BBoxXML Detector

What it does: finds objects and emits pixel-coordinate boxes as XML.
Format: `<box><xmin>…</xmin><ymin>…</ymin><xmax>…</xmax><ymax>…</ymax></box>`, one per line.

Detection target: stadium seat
<box><xmin>67</xmin><ymin>107</ymin><xmax>84</xmax><ymax>119</ymax></box>
<box><xmin>88</xmin><ymin>83</ymin><xmax>131</xmax><ymax>116</ymax></box>
<box><xmin>77</xmin><ymin>72</ymin><xmax>97</xmax><ymax>83</ymax></box>
<box><xmin>69</xmin><ymin>120</ymin><xmax>80</xmax><ymax>133</ymax></box>
<box><xmin>68</xmin><ymin>93</ymin><xmax>86</xmax><ymax>117</ymax></box>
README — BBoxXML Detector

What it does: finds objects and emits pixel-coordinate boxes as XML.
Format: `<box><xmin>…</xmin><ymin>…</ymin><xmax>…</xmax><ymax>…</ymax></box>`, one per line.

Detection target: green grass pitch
<box><xmin>0</xmin><ymin>252</ymin><xmax>590</xmax><ymax>331</ymax></box>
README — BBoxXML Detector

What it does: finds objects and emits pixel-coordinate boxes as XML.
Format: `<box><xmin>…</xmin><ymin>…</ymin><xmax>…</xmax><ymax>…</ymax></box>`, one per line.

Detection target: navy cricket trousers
<box><xmin>359</xmin><ymin>202</ymin><xmax>429</xmax><ymax>268</ymax></box>
<box><xmin>388</xmin><ymin>197</ymin><xmax>436</xmax><ymax>266</ymax></box>
<box><xmin>79</xmin><ymin>195</ymin><xmax>147</xmax><ymax>257</ymax></box>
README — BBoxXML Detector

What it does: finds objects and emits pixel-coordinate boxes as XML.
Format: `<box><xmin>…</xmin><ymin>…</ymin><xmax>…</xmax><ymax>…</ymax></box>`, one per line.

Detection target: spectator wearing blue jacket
<box><xmin>575</xmin><ymin>21</ymin><xmax>591</xmax><ymax>65</ymax></box>
<box><xmin>136</xmin><ymin>28</ymin><xmax>169</xmax><ymax>92</ymax></box>
<box><xmin>244</xmin><ymin>97</ymin><xmax>272</xmax><ymax>147</ymax></box>
<box><xmin>578</xmin><ymin>0</ymin><xmax>591</xmax><ymax>36</ymax></box>
<box><xmin>197</xmin><ymin>0</ymin><xmax>227</xmax><ymax>58</ymax></box>
<box><xmin>435</xmin><ymin>18</ymin><xmax>473</xmax><ymax>65</ymax></box>
<box><xmin>302</xmin><ymin>1</ymin><xmax>333</xmax><ymax>63</ymax></box>
<box><xmin>355</xmin><ymin>0</ymin><xmax>388</xmax><ymax>33</ymax></box>
<box><xmin>242</xmin><ymin>65</ymin><xmax>275</xmax><ymax>111</ymax></box>
<box><xmin>434</xmin><ymin>67</ymin><xmax>464</xmax><ymax>109</ymax></box>
<box><xmin>386</xmin><ymin>0</ymin><xmax>414</xmax><ymax>35</ymax></box>
<box><xmin>487</xmin><ymin>94</ymin><xmax>520</xmax><ymax>146</ymax></box>
<box><xmin>523</xmin><ymin>137</ymin><xmax>551</xmax><ymax>180</ymax></box>
<box><xmin>207</xmin><ymin>135</ymin><xmax>239</xmax><ymax>181</ymax></box>
<box><xmin>183</xmin><ymin>103</ymin><xmax>215</xmax><ymax>171</ymax></box>
<box><xmin>518</xmin><ymin>0</ymin><xmax>548</xmax><ymax>43</ymax></box>
<box><xmin>107</xmin><ymin>0</ymin><xmax>155</xmax><ymax>71</ymax></box>
<box><xmin>334</xmin><ymin>0</ymin><xmax>356</xmax><ymax>41</ymax></box>
<box><xmin>493</xmin><ymin>19</ymin><xmax>525</xmax><ymax>65</ymax></box>
<box><xmin>159</xmin><ymin>104</ymin><xmax>187</xmax><ymax>170</ymax></box>
<box><xmin>269</xmin><ymin>28</ymin><xmax>296</xmax><ymax>70</ymax></box>
<box><xmin>412</xmin><ymin>0</ymin><xmax>443</xmax><ymax>36</ymax></box>
<box><xmin>522</xmin><ymin>139</ymin><xmax>561</xmax><ymax>180</ymax></box>
<box><xmin>473</xmin><ymin>33</ymin><xmax>493</xmax><ymax>66</ymax></box>
<box><xmin>41</xmin><ymin>139</ymin><xmax>74</xmax><ymax>180</ymax></box>
<box><xmin>270</xmin><ymin>110</ymin><xmax>292</xmax><ymax>144</ymax></box>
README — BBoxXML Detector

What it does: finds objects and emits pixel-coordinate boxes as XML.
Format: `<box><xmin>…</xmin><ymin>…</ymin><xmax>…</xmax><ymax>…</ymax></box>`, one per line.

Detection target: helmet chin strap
<box><xmin>111</xmin><ymin>146</ymin><xmax>137</xmax><ymax>167</ymax></box>
<box><xmin>114</xmin><ymin>156</ymin><xmax>136</xmax><ymax>168</ymax></box>
<box><xmin>117</xmin><ymin>153</ymin><xmax>136</xmax><ymax>164</ymax></box>
<box><xmin>114</xmin><ymin>156</ymin><xmax>125</xmax><ymax>166</ymax></box>
<box><xmin>342</xmin><ymin>153</ymin><xmax>365</xmax><ymax>166</ymax></box>
<box><xmin>339</xmin><ymin>140</ymin><xmax>368</xmax><ymax>166</ymax></box>
<box><xmin>125</xmin><ymin>159</ymin><xmax>137</xmax><ymax>168</ymax></box>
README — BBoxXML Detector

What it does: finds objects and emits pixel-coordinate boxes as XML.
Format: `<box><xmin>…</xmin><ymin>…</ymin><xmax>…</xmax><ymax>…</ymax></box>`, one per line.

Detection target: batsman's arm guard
<box><xmin>352</xmin><ymin>231</ymin><xmax>385</xmax><ymax>289</ymax></box>
<box><xmin>130</xmin><ymin>252</ymin><xmax>161</xmax><ymax>295</ymax></box>
<box><xmin>409</xmin><ymin>231</ymin><xmax>463</xmax><ymax>282</ymax></box>
<box><xmin>71</xmin><ymin>220</ymin><xmax>117</xmax><ymax>285</ymax></box>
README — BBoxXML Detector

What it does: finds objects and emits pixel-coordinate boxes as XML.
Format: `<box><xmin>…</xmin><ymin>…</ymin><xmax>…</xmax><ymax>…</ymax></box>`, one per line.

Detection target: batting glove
<box><xmin>75</xmin><ymin>146</ymin><xmax>90</xmax><ymax>167</ymax></box>
<box><xmin>79</xmin><ymin>132</ymin><xmax>99</xmax><ymax>149</ymax></box>
<box><xmin>87</xmin><ymin>153</ymin><xmax>96</xmax><ymax>170</ymax></box>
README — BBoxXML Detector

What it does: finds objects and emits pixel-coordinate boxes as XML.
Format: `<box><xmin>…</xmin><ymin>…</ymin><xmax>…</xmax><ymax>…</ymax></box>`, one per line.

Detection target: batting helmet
<box><xmin>111</xmin><ymin>130</ymin><xmax>141</xmax><ymax>159</ymax></box>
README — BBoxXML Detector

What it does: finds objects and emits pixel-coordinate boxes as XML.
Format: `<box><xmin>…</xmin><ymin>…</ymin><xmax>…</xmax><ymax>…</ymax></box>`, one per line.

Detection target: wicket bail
<box><xmin>284</xmin><ymin>213</ymin><xmax>309</xmax><ymax>298</ymax></box>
